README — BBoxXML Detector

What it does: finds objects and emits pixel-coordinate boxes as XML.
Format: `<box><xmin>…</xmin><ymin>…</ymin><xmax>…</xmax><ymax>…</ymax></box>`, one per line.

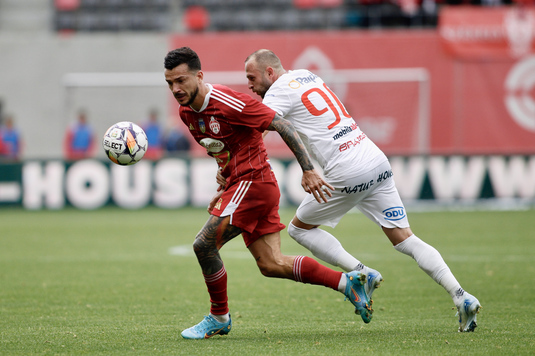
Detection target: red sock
<box><xmin>293</xmin><ymin>256</ymin><xmax>343</xmax><ymax>290</ymax></box>
<box><xmin>203</xmin><ymin>266</ymin><xmax>229</xmax><ymax>315</ymax></box>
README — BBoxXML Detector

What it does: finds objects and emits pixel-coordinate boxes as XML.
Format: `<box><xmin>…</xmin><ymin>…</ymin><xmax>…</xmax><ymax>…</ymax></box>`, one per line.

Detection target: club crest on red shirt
<box><xmin>209</xmin><ymin>116</ymin><xmax>220</xmax><ymax>134</ymax></box>
<box><xmin>198</xmin><ymin>119</ymin><xmax>206</xmax><ymax>133</ymax></box>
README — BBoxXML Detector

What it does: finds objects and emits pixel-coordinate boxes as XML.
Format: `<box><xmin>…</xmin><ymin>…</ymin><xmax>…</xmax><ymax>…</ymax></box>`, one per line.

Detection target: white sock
<box><xmin>337</xmin><ymin>274</ymin><xmax>347</xmax><ymax>293</ymax></box>
<box><xmin>210</xmin><ymin>313</ymin><xmax>229</xmax><ymax>323</ymax></box>
<box><xmin>394</xmin><ymin>234</ymin><xmax>462</xmax><ymax>299</ymax></box>
<box><xmin>288</xmin><ymin>223</ymin><xmax>363</xmax><ymax>272</ymax></box>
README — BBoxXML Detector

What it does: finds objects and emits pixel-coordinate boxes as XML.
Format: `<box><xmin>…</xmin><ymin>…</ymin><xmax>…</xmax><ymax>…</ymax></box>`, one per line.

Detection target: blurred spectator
<box><xmin>64</xmin><ymin>109</ymin><xmax>95</xmax><ymax>160</ymax></box>
<box><xmin>164</xmin><ymin>123</ymin><xmax>191</xmax><ymax>155</ymax></box>
<box><xmin>1</xmin><ymin>115</ymin><xmax>22</xmax><ymax>160</ymax></box>
<box><xmin>0</xmin><ymin>128</ymin><xmax>5</xmax><ymax>158</ymax></box>
<box><xmin>184</xmin><ymin>5</ymin><xmax>210</xmax><ymax>32</ymax></box>
<box><xmin>481</xmin><ymin>0</ymin><xmax>502</xmax><ymax>5</ymax></box>
<box><xmin>513</xmin><ymin>0</ymin><xmax>535</xmax><ymax>7</ymax></box>
<box><xmin>142</xmin><ymin>108</ymin><xmax>163</xmax><ymax>160</ymax></box>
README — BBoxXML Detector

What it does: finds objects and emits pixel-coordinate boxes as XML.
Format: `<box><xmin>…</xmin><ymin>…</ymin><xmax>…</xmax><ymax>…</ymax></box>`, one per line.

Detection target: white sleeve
<box><xmin>263</xmin><ymin>84</ymin><xmax>293</xmax><ymax>118</ymax></box>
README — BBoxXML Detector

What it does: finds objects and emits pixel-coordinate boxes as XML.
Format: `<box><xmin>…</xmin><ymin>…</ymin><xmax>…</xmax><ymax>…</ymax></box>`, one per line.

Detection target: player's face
<box><xmin>245</xmin><ymin>61</ymin><xmax>272</xmax><ymax>99</ymax></box>
<box><xmin>165</xmin><ymin>63</ymin><xmax>202</xmax><ymax>107</ymax></box>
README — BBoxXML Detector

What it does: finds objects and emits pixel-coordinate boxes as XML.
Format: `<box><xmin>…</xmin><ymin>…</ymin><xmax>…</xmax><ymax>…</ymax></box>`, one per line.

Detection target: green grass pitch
<box><xmin>1</xmin><ymin>206</ymin><xmax>534</xmax><ymax>355</ymax></box>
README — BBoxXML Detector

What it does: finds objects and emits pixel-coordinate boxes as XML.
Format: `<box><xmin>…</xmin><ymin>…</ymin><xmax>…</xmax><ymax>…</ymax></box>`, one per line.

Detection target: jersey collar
<box><xmin>190</xmin><ymin>83</ymin><xmax>212</xmax><ymax>113</ymax></box>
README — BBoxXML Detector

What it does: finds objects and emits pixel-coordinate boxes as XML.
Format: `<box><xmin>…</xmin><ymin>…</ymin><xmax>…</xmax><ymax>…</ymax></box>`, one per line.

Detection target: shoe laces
<box><xmin>193</xmin><ymin>315</ymin><xmax>218</xmax><ymax>331</ymax></box>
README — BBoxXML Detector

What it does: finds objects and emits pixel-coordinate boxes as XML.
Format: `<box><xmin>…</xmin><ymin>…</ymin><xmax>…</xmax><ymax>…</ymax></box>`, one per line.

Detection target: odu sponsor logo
<box><xmin>383</xmin><ymin>206</ymin><xmax>406</xmax><ymax>221</ymax></box>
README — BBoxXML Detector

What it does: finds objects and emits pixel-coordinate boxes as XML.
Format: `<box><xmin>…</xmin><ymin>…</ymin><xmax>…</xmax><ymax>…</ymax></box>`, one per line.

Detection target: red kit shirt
<box><xmin>179</xmin><ymin>84</ymin><xmax>278</xmax><ymax>186</ymax></box>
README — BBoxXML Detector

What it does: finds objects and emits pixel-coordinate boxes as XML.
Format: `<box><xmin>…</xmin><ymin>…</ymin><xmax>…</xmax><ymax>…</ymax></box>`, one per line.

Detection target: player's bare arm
<box><xmin>267</xmin><ymin>114</ymin><xmax>334</xmax><ymax>203</ymax></box>
<box><xmin>194</xmin><ymin>215</ymin><xmax>242</xmax><ymax>275</ymax></box>
<box><xmin>209</xmin><ymin>167</ymin><xmax>228</xmax><ymax>213</ymax></box>
<box><xmin>215</xmin><ymin>167</ymin><xmax>227</xmax><ymax>188</ymax></box>
<box><xmin>207</xmin><ymin>190</ymin><xmax>223</xmax><ymax>214</ymax></box>
<box><xmin>267</xmin><ymin>114</ymin><xmax>313</xmax><ymax>170</ymax></box>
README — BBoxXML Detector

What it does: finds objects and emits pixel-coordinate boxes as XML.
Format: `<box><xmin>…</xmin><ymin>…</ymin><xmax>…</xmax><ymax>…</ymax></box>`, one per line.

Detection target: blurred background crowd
<box><xmin>49</xmin><ymin>0</ymin><xmax>524</xmax><ymax>33</ymax></box>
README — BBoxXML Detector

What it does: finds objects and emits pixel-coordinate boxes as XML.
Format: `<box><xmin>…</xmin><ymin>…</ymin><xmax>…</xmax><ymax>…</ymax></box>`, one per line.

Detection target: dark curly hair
<box><xmin>164</xmin><ymin>47</ymin><xmax>201</xmax><ymax>71</ymax></box>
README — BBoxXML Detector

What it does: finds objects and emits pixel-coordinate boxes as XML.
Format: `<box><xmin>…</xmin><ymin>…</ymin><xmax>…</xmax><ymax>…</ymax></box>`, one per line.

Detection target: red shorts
<box><xmin>211</xmin><ymin>180</ymin><xmax>286</xmax><ymax>247</ymax></box>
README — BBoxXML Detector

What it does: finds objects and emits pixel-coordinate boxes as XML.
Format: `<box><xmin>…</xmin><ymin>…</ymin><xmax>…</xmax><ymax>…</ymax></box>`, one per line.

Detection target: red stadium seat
<box><xmin>184</xmin><ymin>6</ymin><xmax>210</xmax><ymax>32</ymax></box>
<box><xmin>319</xmin><ymin>0</ymin><xmax>343</xmax><ymax>8</ymax></box>
<box><xmin>55</xmin><ymin>0</ymin><xmax>80</xmax><ymax>11</ymax></box>
<box><xmin>293</xmin><ymin>0</ymin><xmax>319</xmax><ymax>9</ymax></box>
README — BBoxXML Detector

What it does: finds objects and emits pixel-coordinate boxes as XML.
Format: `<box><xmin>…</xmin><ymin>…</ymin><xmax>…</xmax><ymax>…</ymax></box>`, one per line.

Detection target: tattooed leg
<box><xmin>192</xmin><ymin>215</ymin><xmax>242</xmax><ymax>275</ymax></box>
<box><xmin>191</xmin><ymin>215</ymin><xmax>242</xmax><ymax>317</ymax></box>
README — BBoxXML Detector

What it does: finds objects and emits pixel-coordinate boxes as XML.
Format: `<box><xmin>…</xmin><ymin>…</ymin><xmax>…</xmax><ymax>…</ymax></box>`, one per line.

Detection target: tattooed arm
<box><xmin>267</xmin><ymin>113</ymin><xmax>314</xmax><ymax>172</ymax></box>
<box><xmin>267</xmin><ymin>113</ymin><xmax>333</xmax><ymax>203</ymax></box>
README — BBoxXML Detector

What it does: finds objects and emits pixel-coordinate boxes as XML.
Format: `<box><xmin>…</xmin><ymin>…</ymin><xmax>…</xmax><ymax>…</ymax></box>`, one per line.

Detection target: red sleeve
<box><xmin>213</xmin><ymin>85</ymin><xmax>276</xmax><ymax>131</ymax></box>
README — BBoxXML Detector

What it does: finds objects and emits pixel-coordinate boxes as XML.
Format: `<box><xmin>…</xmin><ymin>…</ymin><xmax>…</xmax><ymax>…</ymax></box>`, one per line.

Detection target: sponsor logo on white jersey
<box><xmin>383</xmin><ymin>206</ymin><xmax>406</xmax><ymax>221</ymax></box>
<box><xmin>288</xmin><ymin>80</ymin><xmax>301</xmax><ymax>89</ymax></box>
<box><xmin>333</xmin><ymin>122</ymin><xmax>359</xmax><ymax>140</ymax></box>
<box><xmin>294</xmin><ymin>72</ymin><xmax>319</xmax><ymax>85</ymax></box>
<box><xmin>338</xmin><ymin>133</ymin><xmax>367</xmax><ymax>152</ymax></box>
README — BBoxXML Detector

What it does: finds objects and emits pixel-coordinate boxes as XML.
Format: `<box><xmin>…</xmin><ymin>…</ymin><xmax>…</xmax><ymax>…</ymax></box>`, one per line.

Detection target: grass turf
<box><xmin>0</xmin><ymin>207</ymin><xmax>534</xmax><ymax>355</ymax></box>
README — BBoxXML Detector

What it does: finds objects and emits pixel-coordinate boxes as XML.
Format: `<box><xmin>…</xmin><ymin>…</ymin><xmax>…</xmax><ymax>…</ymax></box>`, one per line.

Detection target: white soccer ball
<box><xmin>102</xmin><ymin>121</ymin><xmax>148</xmax><ymax>166</ymax></box>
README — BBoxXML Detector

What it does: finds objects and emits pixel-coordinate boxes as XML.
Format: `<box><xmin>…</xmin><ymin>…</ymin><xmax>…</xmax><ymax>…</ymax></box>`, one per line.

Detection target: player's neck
<box><xmin>273</xmin><ymin>70</ymin><xmax>286</xmax><ymax>82</ymax></box>
<box><xmin>190</xmin><ymin>83</ymin><xmax>210</xmax><ymax>111</ymax></box>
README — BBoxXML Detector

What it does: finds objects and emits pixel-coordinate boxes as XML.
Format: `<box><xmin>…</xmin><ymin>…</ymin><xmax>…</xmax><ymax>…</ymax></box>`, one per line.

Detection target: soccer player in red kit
<box><xmin>164</xmin><ymin>47</ymin><xmax>372</xmax><ymax>340</ymax></box>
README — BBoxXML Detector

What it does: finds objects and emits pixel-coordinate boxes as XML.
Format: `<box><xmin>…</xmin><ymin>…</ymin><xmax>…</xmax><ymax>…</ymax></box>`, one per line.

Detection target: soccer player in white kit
<box><xmin>243</xmin><ymin>49</ymin><xmax>481</xmax><ymax>332</ymax></box>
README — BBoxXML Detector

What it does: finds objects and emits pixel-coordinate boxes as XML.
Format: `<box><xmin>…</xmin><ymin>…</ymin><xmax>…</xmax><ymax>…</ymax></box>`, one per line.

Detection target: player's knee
<box><xmin>257</xmin><ymin>264</ymin><xmax>276</xmax><ymax>277</ymax></box>
<box><xmin>383</xmin><ymin>226</ymin><xmax>413</xmax><ymax>246</ymax></box>
<box><xmin>192</xmin><ymin>236</ymin><xmax>212</xmax><ymax>256</ymax></box>
<box><xmin>191</xmin><ymin>239</ymin><xmax>202</xmax><ymax>256</ymax></box>
<box><xmin>288</xmin><ymin>222</ymin><xmax>305</xmax><ymax>243</ymax></box>
<box><xmin>256</xmin><ymin>258</ymin><xmax>283</xmax><ymax>278</ymax></box>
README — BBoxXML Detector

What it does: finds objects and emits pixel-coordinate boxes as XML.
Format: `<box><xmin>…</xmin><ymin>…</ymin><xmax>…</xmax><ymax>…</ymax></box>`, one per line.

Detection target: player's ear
<box><xmin>196</xmin><ymin>70</ymin><xmax>204</xmax><ymax>82</ymax></box>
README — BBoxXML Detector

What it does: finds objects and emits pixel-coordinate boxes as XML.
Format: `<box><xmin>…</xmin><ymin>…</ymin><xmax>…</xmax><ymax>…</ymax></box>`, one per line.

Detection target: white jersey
<box><xmin>263</xmin><ymin>70</ymin><xmax>386</xmax><ymax>180</ymax></box>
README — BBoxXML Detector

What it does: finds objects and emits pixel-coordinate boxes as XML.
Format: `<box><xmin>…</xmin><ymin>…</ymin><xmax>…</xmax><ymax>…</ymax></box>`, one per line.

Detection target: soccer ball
<box><xmin>102</xmin><ymin>121</ymin><xmax>148</xmax><ymax>166</ymax></box>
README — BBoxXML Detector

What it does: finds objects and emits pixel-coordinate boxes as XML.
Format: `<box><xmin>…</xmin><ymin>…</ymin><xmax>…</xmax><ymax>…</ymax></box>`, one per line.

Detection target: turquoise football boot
<box><xmin>181</xmin><ymin>314</ymin><xmax>232</xmax><ymax>339</ymax></box>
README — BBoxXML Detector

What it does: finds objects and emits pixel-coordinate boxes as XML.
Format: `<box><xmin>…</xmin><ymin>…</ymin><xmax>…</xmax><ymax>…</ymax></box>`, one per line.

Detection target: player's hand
<box><xmin>208</xmin><ymin>190</ymin><xmax>223</xmax><ymax>214</ymax></box>
<box><xmin>216</xmin><ymin>168</ymin><xmax>227</xmax><ymax>191</ymax></box>
<box><xmin>301</xmin><ymin>169</ymin><xmax>334</xmax><ymax>203</ymax></box>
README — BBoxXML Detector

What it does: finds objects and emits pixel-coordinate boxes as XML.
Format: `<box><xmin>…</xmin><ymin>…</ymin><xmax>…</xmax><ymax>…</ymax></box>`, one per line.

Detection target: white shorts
<box><xmin>296</xmin><ymin>160</ymin><xmax>410</xmax><ymax>229</ymax></box>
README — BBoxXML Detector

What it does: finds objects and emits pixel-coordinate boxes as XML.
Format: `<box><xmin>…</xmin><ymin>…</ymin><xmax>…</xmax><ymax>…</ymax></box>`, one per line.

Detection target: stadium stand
<box><xmin>53</xmin><ymin>0</ymin><xmax>172</xmax><ymax>32</ymax></box>
<box><xmin>51</xmin><ymin>0</ymin><xmax>518</xmax><ymax>33</ymax></box>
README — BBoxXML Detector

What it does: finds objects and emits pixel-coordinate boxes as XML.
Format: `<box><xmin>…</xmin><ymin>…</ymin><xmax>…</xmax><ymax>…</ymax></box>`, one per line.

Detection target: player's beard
<box><xmin>256</xmin><ymin>77</ymin><xmax>272</xmax><ymax>99</ymax></box>
<box><xmin>184</xmin><ymin>86</ymin><xmax>199</xmax><ymax>107</ymax></box>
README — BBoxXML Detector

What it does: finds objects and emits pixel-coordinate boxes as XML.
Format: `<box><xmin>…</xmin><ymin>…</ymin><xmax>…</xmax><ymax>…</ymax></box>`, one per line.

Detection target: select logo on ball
<box><xmin>102</xmin><ymin>121</ymin><xmax>148</xmax><ymax>166</ymax></box>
